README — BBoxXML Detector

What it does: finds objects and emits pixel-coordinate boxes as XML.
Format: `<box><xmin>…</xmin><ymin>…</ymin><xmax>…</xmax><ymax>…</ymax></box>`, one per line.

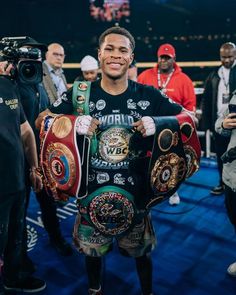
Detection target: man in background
<box><xmin>43</xmin><ymin>43</ymin><xmax>68</xmax><ymax>104</ymax></box>
<box><xmin>128</xmin><ymin>59</ymin><xmax>138</xmax><ymax>81</ymax></box>
<box><xmin>17</xmin><ymin>38</ymin><xmax>73</xmax><ymax>270</ymax></box>
<box><xmin>202</xmin><ymin>42</ymin><xmax>236</xmax><ymax>195</ymax></box>
<box><xmin>138</xmin><ymin>43</ymin><xmax>196</xmax><ymax>205</ymax></box>
<box><xmin>76</xmin><ymin>55</ymin><xmax>99</xmax><ymax>82</ymax></box>
<box><xmin>0</xmin><ymin>62</ymin><xmax>46</xmax><ymax>293</ymax></box>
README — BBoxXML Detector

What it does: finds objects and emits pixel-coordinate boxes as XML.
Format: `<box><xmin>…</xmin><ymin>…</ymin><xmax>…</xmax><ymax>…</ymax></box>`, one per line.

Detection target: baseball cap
<box><xmin>17</xmin><ymin>36</ymin><xmax>48</xmax><ymax>52</ymax></box>
<box><xmin>80</xmin><ymin>55</ymin><xmax>99</xmax><ymax>71</ymax></box>
<box><xmin>157</xmin><ymin>44</ymin><xmax>176</xmax><ymax>58</ymax></box>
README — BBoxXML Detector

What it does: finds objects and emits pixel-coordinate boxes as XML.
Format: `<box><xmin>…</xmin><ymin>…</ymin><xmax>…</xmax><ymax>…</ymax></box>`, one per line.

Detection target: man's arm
<box><xmin>21</xmin><ymin>120</ymin><xmax>42</xmax><ymax>192</ymax></box>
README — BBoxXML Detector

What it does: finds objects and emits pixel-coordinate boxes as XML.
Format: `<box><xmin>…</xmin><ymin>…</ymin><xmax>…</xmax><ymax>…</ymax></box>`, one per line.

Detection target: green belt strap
<box><xmin>72</xmin><ymin>81</ymin><xmax>91</xmax><ymax>115</ymax></box>
<box><xmin>72</xmin><ymin>81</ymin><xmax>97</xmax><ymax>155</ymax></box>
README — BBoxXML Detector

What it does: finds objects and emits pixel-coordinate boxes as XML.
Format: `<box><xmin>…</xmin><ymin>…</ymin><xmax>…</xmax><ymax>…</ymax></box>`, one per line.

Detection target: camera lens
<box><xmin>17</xmin><ymin>60</ymin><xmax>43</xmax><ymax>84</ymax></box>
<box><xmin>21</xmin><ymin>63</ymin><xmax>36</xmax><ymax>79</ymax></box>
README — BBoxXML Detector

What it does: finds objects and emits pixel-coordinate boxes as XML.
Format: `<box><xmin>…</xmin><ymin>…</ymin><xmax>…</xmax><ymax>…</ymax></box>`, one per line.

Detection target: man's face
<box><xmin>46</xmin><ymin>44</ymin><xmax>65</xmax><ymax>70</ymax></box>
<box><xmin>158</xmin><ymin>55</ymin><xmax>175</xmax><ymax>73</ymax></box>
<box><xmin>83</xmin><ymin>69</ymin><xmax>98</xmax><ymax>82</ymax></box>
<box><xmin>98</xmin><ymin>33</ymin><xmax>133</xmax><ymax>80</ymax></box>
<box><xmin>220</xmin><ymin>47</ymin><xmax>236</xmax><ymax>69</ymax></box>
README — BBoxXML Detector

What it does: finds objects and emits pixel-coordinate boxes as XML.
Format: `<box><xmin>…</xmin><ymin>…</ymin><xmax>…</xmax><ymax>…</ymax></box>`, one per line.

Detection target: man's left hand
<box><xmin>30</xmin><ymin>168</ymin><xmax>43</xmax><ymax>193</ymax></box>
<box><xmin>132</xmin><ymin>116</ymin><xmax>156</xmax><ymax>137</ymax></box>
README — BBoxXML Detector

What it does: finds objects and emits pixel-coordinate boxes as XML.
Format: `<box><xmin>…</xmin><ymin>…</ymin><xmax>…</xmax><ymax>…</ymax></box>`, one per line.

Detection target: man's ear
<box><xmin>98</xmin><ymin>49</ymin><xmax>101</xmax><ymax>62</ymax></box>
<box><xmin>129</xmin><ymin>53</ymin><xmax>134</xmax><ymax>66</ymax></box>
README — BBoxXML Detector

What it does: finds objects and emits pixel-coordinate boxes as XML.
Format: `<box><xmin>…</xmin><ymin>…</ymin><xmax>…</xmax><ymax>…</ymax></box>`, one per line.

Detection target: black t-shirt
<box><xmin>19</xmin><ymin>83</ymin><xmax>49</xmax><ymax>153</ymax></box>
<box><xmin>0</xmin><ymin>76</ymin><xmax>26</xmax><ymax>195</ymax></box>
<box><xmin>49</xmin><ymin>79</ymin><xmax>182</xmax><ymax>196</ymax></box>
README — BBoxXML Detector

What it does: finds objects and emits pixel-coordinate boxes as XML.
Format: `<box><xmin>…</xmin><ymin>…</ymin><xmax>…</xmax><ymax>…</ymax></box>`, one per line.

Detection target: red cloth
<box><xmin>137</xmin><ymin>63</ymin><xmax>196</xmax><ymax>111</ymax></box>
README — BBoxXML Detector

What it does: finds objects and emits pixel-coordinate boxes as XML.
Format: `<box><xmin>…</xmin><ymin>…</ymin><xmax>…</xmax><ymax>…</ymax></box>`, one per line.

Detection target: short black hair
<box><xmin>99</xmin><ymin>26</ymin><xmax>135</xmax><ymax>52</ymax></box>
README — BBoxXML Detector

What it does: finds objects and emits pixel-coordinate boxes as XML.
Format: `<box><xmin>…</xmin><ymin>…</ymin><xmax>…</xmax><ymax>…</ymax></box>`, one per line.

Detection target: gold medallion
<box><xmin>52</xmin><ymin>116</ymin><xmax>72</xmax><ymax>139</ymax></box>
<box><xmin>78</xmin><ymin>82</ymin><xmax>88</xmax><ymax>91</ymax></box>
<box><xmin>158</xmin><ymin>129</ymin><xmax>179</xmax><ymax>152</ymax></box>
<box><xmin>180</xmin><ymin>122</ymin><xmax>194</xmax><ymax>143</ymax></box>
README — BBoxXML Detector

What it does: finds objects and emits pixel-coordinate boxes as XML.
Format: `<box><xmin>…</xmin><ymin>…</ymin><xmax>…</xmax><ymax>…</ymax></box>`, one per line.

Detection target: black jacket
<box><xmin>201</xmin><ymin>65</ymin><xmax>236</xmax><ymax>131</ymax></box>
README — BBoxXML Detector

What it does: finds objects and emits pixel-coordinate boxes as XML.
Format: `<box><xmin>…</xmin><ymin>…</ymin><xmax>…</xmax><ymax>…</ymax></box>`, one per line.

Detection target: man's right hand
<box><xmin>76</xmin><ymin>115</ymin><xmax>100</xmax><ymax>136</ymax></box>
<box><xmin>222</xmin><ymin>113</ymin><xmax>236</xmax><ymax>129</ymax></box>
<box><xmin>0</xmin><ymin>61</ymin><xmax>13</xmax><ymax>75</ymax></box>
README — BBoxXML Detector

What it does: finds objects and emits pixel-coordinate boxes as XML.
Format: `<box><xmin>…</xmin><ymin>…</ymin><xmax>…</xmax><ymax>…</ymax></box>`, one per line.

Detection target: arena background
<box><xmin>1</xmin><ymin>0</ymin><xmax>236</xmax><ymax>84</ymax></box>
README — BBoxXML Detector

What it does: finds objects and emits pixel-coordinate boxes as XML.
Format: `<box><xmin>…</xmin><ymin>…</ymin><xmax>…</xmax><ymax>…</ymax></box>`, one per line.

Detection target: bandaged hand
<box><xmin>132</xmin><ymin>116</ymin><xmax>156</xmax><ymax>137</ymax></box>
<box><xmin>75</xmin><ymin>115</ymin><xmax>100</xmax><ymax>136</ymax></box>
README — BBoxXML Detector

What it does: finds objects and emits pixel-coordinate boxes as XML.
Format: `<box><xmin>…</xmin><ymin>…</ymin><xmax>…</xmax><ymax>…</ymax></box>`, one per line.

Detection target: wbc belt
<box><xmin>40</xmin><ymin>114</ymin><xmax>90</xmax><ymax>201</ymax></box>
<box><xmin>78</xmin><ymin>186</ymin><xmax>137</xmax><ymax>237</ymax></box>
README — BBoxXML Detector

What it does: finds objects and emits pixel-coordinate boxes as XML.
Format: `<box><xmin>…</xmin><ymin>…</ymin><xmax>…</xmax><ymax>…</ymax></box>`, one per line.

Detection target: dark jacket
<box><xmin>202</xmin><ymin>65</ymin><xmax>236</xmax><ymax>131</ymax></box>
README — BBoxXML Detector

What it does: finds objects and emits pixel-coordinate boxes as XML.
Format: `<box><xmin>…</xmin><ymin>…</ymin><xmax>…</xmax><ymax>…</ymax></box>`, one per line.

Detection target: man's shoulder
<box><xmin>138</xmin><ymin>67</ymin><xmax>156</xmax><ymax>78</ymax></box>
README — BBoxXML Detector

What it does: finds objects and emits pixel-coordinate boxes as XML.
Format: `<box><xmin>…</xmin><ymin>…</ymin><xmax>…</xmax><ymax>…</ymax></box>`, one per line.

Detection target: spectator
<box><xmin>138</xmin><ymin>43</ymin><xmax>196</xmax><ymax>205</ymax></box>
<box><xmin>17</xmin><ymin>38</ymin><xmax>73</xmax><ymax>269</ymax></box>
<box><xmin>202</xmin><ymin>42</ymin><xmax>236</xmax><ymax>195</ymax></box>
<box><xmin>128</xmin><ymin>59</ymin><xmax>138</xmax><ymax>81</ymax></box>
<box><xmin>76</xmin><ymin>55</ymin><xmax>99</xmax><ymax>82</ymax></box>
<box><xmin>215</xmin><ymin>92</ymin><xmax>236</xmax><ymax>276</ymax></box>
<box><xmin>43</xmin><ymin>43</ymin><xmax>68</xmax><ymax>104</ymax></box>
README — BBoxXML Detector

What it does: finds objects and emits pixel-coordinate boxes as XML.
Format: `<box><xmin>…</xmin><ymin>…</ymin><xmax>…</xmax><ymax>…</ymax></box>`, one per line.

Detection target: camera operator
<box><xmin>215</xmin><ymin>93</ymin><xmax>236</xmax><ymax>276</ymax></box>
<box><xmin>0</xmin><ymin>62</ymin><xmax>46</xmax><ymax>293</ymax></box>
<box><xmin>14</xmin><ymin>37</ymin><xmax>73</xmax><ymax>271</ymax></box>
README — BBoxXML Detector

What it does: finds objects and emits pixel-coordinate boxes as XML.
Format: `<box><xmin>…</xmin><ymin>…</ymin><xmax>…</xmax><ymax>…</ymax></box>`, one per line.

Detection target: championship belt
<box><xmin>176</xmin><ymin>113</ymin><xmax>201</xmax><ymax>178</ymax></box>
<box><xmin>40</xmin><ymin>114</ymin><xmax>90</xmax><ymax>201</ymax></box>
<box><xmin>78</xmin><ymin>186</ymin><xmax>137</xmax><ymax>237</ymax></box>
<box><xmin>146</xmin><ymin>116</ymin><xmax>187</xmax><ymax>208</ymax></box>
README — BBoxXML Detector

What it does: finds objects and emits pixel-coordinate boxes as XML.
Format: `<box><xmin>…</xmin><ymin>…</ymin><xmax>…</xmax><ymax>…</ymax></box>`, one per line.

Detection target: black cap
<box><xmin>17</xmin><ymin>36</ymin><xmax>47</xmax><ymax>52</ymax></box>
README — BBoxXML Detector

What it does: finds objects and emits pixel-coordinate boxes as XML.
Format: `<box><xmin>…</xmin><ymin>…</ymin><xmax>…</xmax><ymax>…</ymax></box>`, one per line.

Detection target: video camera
<box><xmin>0</xmin><ymin>36</ymin><xmax>43</xmax><ymax>84</ymax></box>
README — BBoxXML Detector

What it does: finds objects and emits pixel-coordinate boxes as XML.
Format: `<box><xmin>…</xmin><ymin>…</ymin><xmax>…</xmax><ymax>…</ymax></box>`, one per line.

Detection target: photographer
<box><xmin>14</xmin><ymin>37</ymin><xmax>73</xmax><ymax>269</ymax></box>
<box><xmin>0</xmin><ymin>63</ymin><xmax>46</xmax><ymax>293</ymax></box>
<box><xmin>215</xmin><ymin>93</ymin><xmax>236</xmax><ymax>277</ymax></box>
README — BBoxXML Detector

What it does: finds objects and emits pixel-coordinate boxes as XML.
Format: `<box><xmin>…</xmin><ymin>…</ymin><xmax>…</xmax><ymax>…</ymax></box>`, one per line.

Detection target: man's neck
<box><xmin>101</xmin><ymin>76</ymin><xmax>128</xmax><ymax>95</ymax></box>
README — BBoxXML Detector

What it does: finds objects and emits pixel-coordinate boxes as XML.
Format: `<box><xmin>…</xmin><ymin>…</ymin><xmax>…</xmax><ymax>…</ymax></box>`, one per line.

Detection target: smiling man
<box><xmin>36</xmin><ymin>26</ymin><xmax>184</xmax><ymax>295</ymax></box>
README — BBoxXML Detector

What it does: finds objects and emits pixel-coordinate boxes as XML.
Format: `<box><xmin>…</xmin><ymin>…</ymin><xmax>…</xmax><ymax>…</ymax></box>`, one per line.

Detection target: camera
<box><xmin>0</xmin><ymin>36</ymin><xmax>43</xmax><ymax>84</ymax></box>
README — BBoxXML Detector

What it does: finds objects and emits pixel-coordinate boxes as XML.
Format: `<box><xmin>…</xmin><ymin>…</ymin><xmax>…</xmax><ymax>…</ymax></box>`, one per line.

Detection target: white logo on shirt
<box><xmin>96</xmin><ymin>99</ymin><xmax>106</xmax><ymax>110</ymax></box>
<box><xmin>89</xmin><ymin>101</ymin><xmax>95</xmax><ymax>112</ymax></box>
<box><xmin>96</xmin><ymin>172</ymin><xmax>110</xmax><ymax>184</ymax></box>
<box><xmin>114</xmin><ymin>173</ymin><xmax>125</xmax><ymax>185</ymax></box>
<box><xmin>127</xmin><ymin>99</ymin><xmax>137</xmax><ymax>109</ymax></box>
<box><xmin>137</xmin><ymin>100</ymin><xmax>150</xmax><ymax>110</ymax></box>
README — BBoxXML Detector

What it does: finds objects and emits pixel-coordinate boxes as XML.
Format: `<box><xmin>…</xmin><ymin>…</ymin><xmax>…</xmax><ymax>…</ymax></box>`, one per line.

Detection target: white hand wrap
<box><xmin>141</xmin><ymin>116</ymin><xmax>156</xmax><ymax>136</ymax></box>
<box><xmin>75</xmin><ymin>115</ymin><xmax>92</xmax><ymax>135</ymax></box>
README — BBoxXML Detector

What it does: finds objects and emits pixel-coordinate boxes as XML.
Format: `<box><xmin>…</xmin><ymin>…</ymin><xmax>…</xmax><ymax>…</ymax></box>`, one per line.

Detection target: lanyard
<box><xmin>221</xmin><ymin>68</ymin><xmax>230</xmax><ymax>91</ymax></box>
<box><xmin>157</xmin><ymin>69</ymin><xmax>174</xmax><ymax>91</ymax></box>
